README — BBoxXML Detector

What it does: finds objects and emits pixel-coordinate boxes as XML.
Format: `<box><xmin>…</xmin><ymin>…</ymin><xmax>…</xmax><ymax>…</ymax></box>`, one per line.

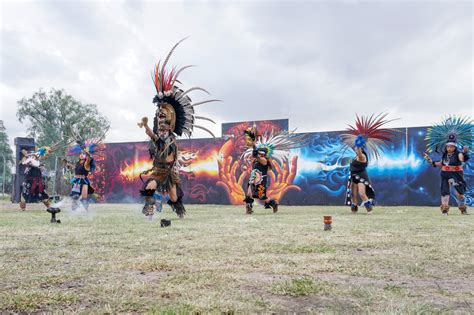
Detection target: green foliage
<box><xmin>17</xmin><ymin>88</ymin><xmax>110</xmax><ymax>147</ymax></box>
<box><xmin>0</xmin><ymin>121</ymin><xmax>14</xmax><ymax>192</ymax></box>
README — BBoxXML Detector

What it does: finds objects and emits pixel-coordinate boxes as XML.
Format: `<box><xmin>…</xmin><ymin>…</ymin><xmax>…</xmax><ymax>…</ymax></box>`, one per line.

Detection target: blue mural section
<box><xmin>406</xmin><ymin>127</ymin><xmax>442</xmax><ymax>206</ymax></box>
<box><xmin>288</xmin><ymin>131</ymin><xmax>349</xmax><ymax>205</ymax></box>
<box><xmin>286</xmin><ymin>126</ymin><xmax>473</xmax><ymax>206</ymax></box>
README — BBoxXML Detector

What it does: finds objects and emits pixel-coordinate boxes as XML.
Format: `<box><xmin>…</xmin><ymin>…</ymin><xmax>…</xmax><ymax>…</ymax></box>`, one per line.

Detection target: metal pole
<box><xmin>1</xmin><ymin>154</ymin><xmax>5</xmax><ymax>195</ymax></box>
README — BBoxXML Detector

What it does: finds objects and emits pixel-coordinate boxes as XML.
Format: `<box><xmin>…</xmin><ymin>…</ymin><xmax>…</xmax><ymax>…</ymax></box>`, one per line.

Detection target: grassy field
<box><xmin>0</xmin><ymin>200</ymin><xmax>473</xmax><ymax>313</ymax></box>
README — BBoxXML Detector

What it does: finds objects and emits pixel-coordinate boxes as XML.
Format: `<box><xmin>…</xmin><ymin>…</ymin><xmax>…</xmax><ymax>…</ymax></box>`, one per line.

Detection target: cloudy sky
<box><xmin>1</xmin><ymin>0</ymin><xmax>472</xmax><ymax>146</ymax></box>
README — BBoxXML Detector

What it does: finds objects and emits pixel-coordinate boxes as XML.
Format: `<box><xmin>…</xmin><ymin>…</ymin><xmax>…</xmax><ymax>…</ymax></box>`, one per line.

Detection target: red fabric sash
<box><xmin>441</xmin><ymin>165</ymin><xmax>463</xmax><ymax>172</ymax></box>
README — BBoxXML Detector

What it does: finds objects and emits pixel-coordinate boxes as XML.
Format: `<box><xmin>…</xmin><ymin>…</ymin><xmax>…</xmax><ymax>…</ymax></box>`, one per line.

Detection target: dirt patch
<box><xmin>138</xmin><ymin>270</ymin><xmax>172</xmax><ymax>281</ymax></box>
<box><xmin>239</xmin><ymin>271</ymin><xmax>289</xmax><ymax>283</ymax></box>
<box><xmin>38</xmin><ymin>279</ymin><xmax>83</xmax><ymax>290</ymax></box>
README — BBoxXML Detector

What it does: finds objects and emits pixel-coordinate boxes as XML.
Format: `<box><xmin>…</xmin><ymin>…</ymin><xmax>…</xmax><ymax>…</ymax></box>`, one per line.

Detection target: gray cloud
<box><xmin>0</xmin><ymin>1</ymin><xmax>472</xmax><ymax>149</ymax></box>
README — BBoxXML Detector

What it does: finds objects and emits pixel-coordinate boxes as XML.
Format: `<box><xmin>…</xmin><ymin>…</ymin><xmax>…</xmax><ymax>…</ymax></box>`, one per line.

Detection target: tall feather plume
<box><xmin>425</xmin><ymin>115</ymin><xmax>473</xmax><ymax>153</ymax></box>
<box><xmin>162</xmin><ymin>66</ymin><xmax>175</xmax><ymax>92</ymax></box>
<box><xmin>152</xmin><ymin>37</ymin><xmax>187</xmax><ymax>93</ymax></box>
<box><xmin>340</xmin><ymin>112</ymin><xmax>399</xmax><ymax>160</ymax></box>
<box><xmin>187</xmin><ymin>99</ymin><xmax>222</xmax><ymax>107</ymax></box>
<box><xmin>170</xmin><ymin>65</ymin><xmax>195</xmax><ymax>89</ymax></box>
<box><xmin>161</xmin><ymin>37</ymin><xmax>188</xmax><ymax>79</ymax></box>
<box><xmin>152</xmin><ymin>61</ymin><xmax>161</xmax><ymax>93</ymax></box>
<box><xmin>177</xmin><ymin>87</ymin><xmax>210</xmax><ymax>100</ymax></box>
<box><xmin>150</xmin><ymin>38</ymin><xmax>220</xmax><ymax>139</ymax></box>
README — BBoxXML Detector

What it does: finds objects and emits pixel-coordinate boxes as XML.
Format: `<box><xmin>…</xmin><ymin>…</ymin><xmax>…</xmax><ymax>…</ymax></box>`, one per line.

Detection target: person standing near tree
<box><xmin>19</xmin><ymin>146</ymin><xmax>55</xmax><ymax>211</ymax></box>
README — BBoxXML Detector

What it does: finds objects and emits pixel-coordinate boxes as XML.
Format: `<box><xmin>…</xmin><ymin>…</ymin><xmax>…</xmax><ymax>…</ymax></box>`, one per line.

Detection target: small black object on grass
<box><xmin>47</xmin><ymin>207</ymin><xmax>61</xmax><ymax>224</ymax></box>
<box><xmin>160</xmin><ymin>219</ymin><xmax>171</xmax><ymax>227</ymax></box>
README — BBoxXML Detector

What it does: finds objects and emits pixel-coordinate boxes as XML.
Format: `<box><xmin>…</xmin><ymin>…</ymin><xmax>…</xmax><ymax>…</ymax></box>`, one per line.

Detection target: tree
<box><xmin>0</xmin><ymin>120</ymin><xmax>14</xmax><ymax>193</ymax></box>
<box><xmin>17</xmin><ymin>88</ymin><xmax>110</xmax><ymax>146</ymax></box>
<box><xmin>17</xmin><ymin>88</ymin><xmax>110</xmax><ymax>195</ymax></box>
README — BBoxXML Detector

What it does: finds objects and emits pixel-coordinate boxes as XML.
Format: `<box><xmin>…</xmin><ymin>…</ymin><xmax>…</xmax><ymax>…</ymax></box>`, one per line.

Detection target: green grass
<box><xmin>0</xmin><ymin>194</ymin><xmax>11</xmax><ymax>201</ymax></box>
<box><xmin>0</xmin><ymin>202</ymin><xmax>473</xmax><ymax>313</ymax></box>
<box><xmin>271</xmin><ymin>277</ymin><xmax>332</xmax><ymax>296</ymax></box>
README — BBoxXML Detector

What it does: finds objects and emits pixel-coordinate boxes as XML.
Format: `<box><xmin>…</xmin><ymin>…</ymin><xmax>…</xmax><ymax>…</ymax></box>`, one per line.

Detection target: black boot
<box><xmin>168</xmin><ymin>197</ymin><xmax>186</xmax><ymax>218</ymax></box>
<box><xmin>265</xmin><ymin>199</ymin><xmax>278</xmax><ymax>213</ymax></box>
<box><xmin>351</xmin><ymin>204</ymin><xmax>358</xmax><ymax>213</ymax></box>
<box><xmin>458</xmin><ymin>204</ymin><xmax>468</xmax><ymax>215</ymax></box>
<box><xmin>244</xmin><ymin>196</ymin><xmax>254</xmax><ymax>214</ymax></box>
<box><xmin>440</xmin><ymin>204</ymin><xmax>449</xmax><ymax>215</ymax></box>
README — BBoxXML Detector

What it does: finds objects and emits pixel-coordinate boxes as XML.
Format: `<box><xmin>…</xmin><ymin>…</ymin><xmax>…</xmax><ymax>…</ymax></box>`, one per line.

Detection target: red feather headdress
<box><xmin>340</xmin><ymin>113</ymin><xmax>399</xmax><ymax>159</ymax></box>
<box><xmin>151</xmin><ymin>38</ymin><xmax>220</xmax><ymax>138</ymax></box>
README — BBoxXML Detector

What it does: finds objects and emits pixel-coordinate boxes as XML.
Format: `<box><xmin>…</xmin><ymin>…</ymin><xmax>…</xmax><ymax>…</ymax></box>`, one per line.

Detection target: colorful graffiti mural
<box><xmin>92</xmin><ymin>120</ymin><xmax>473</xmax><ymax>206</ymax></box>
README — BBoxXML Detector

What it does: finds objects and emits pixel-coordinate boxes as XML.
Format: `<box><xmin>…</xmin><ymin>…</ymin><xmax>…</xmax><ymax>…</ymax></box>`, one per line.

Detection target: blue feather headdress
<box><xmin>29</xmin><ymin>140</ymin><xmax>64</xmax><ymax>158</ymax></box>
<box><xmin>35</xmin><ymin>146</ymin><xmax>50</xmax><ymax>157</ymax></box>
<box><xmin>425</xmin><ymin>116</ymin><xmax>473</xmax><ymax>153</ymax></box>
<box><xmin>67</xmin><ymin>138</ymin><xmax>104</xmax><ymax>157</ymax></box>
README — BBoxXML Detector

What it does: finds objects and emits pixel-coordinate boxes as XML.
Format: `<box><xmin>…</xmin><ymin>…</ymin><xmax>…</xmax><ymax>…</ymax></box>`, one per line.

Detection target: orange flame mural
<box><xmin>187</xmin><ymin>153</ymin><xmax>219</xmax><ymax>176</ymax></box>
<box><xmin>120</xmin><ymin>159</ymin><xmax>153</xmax><ymax>181</ymax></box>
<box><xmin>119</xmin><ymin>151</ymin><xmax>219</xmax><ymax>181</ymax></box>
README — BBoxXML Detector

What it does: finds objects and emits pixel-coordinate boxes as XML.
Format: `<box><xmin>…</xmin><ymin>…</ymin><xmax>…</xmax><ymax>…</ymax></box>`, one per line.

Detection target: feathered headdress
<box><xmin>67</xmin><ymin>138</ymin><xmax>104</xmax><ymax>172</ymax></box>
<box><xmin>425</xmin><ymin>116</ymin><xmax>473</xmax><ymax>153</ymax></box>
<box><xmin>35</xmin><ymin>146</ymin><xmax>51</xmax><ymax>157</ymax></box>
<box><xmin>340</xmin><ymin>113</ymin><xmax>398</xmax><ymax>160</ymax></box>
<box><xmin>21</xmin><ymin>140</ymin><xmax>63</xmax><ymax>159</ymax></box>
<box><xmin>151</xmin><ymin>38</ymin><xmax>219</xmax><ymax>138</ymax></box>
<box><xmin>242</xmin><ymin>129</ymin><xmax>310</xmax><ymax>166</ymax></box>
<box><xmin>67</xmin><ymin>138</ymin><xmax>105</xmax><ymax>157</ymax></box>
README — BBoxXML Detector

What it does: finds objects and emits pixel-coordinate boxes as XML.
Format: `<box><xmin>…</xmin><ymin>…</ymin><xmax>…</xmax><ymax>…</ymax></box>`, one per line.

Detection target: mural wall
<box><xmin>92</xmin><ymin>119</ymin><xmax>473</xmax><ymax>206</ymax></box>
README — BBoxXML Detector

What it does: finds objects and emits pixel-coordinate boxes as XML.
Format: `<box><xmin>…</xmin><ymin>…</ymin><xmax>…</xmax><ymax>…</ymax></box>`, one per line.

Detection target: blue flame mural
<box><xmin>283</xmin><ymin>127</ymin><xmax>473</xmax><ymax>206</ymax></box>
